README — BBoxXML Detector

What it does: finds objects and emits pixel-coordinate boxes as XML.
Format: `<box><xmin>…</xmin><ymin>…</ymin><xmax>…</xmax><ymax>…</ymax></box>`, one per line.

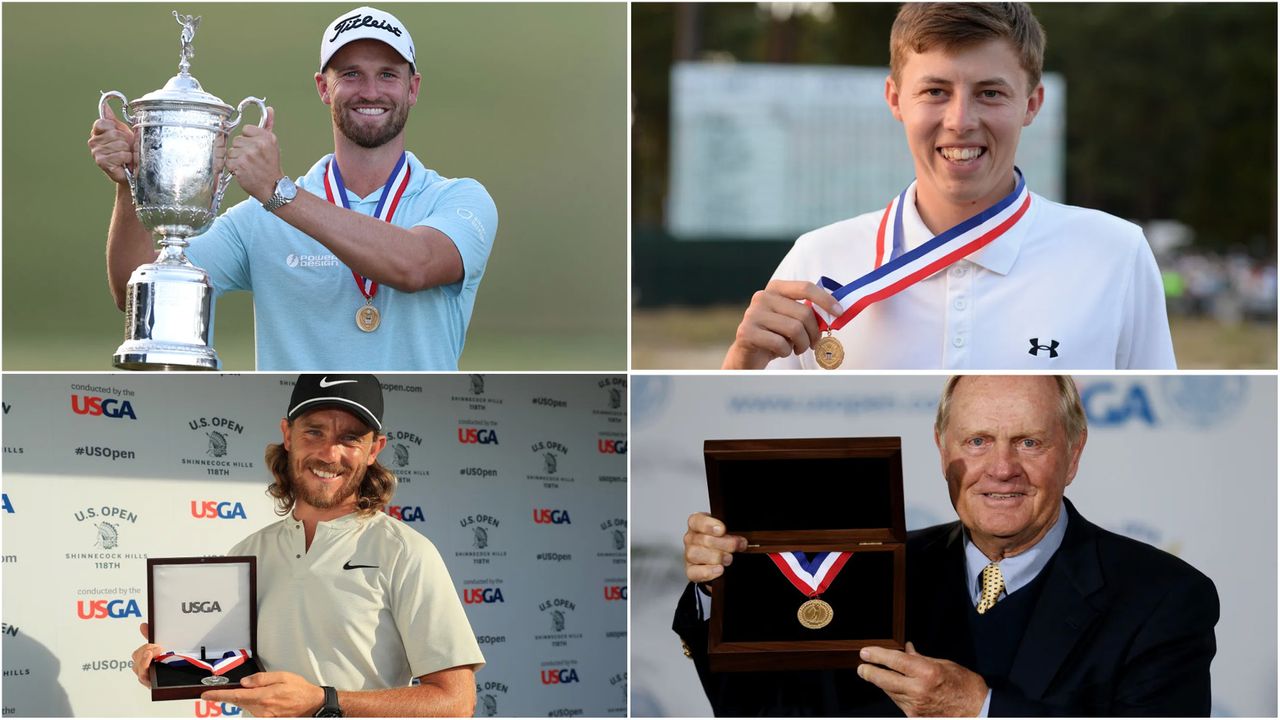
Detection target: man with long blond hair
<box><xmin>130</xmin><ymin>374</ymin><xmax>484</xmax><ymax>717</ymax></box>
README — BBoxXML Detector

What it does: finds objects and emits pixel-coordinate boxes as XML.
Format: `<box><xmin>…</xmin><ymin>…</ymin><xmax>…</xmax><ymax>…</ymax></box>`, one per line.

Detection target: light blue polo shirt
<box><xmin>186</xmin><ymin>151</ymin><xmax>497</xmax><ymax>370</ymax></box>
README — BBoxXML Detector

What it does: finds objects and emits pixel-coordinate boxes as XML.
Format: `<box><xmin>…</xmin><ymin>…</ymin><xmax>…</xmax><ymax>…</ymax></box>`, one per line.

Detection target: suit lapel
<box><xmin>911</xmin><ymin>523</ymin><xmax>975</xmax><ymax>668</ymax></box>
<box><xmin>1007</xmin><ymin>499</ymin><xmax>1107</xmax><ymax>699</ymax></box>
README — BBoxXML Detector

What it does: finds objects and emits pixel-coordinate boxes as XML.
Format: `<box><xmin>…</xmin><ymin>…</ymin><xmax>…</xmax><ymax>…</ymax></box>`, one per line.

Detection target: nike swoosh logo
<box><xmin>343</xmin><ymin>561</ymin><xmax>379</xmax><ymax>570</ymax></box>
<box><xmin>319</xmin><ymin>377</ymin><xmax>358</xmax><ymax>388</ymax></box>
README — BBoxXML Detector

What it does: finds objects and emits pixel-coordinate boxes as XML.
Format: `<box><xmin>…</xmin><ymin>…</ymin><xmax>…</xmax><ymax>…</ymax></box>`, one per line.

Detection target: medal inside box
<box><xmin>704</xmin><ymin>437</ymin><xmax>907</xmax><ymax>671</ymax></box>
<box><xmin>147</xmin><ymin>557</ymin><xmax>263</xmax><ymax>701</ymax></box>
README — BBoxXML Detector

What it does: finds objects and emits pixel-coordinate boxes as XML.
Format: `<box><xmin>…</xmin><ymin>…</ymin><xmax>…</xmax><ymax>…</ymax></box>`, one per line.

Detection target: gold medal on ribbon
<box><xmin>356</xmin><ymin>303</ymin><xmax>381</xmax><ymax>332</ymax></box>
<box><xmin>814</xmin><ymin>333</ymin><xmax>844</xmax><ymax>370</ymax></box>
<box><xmin>324</xmin><ymin>153</ymin><xmax>410</xmax><ymax>338</ymax></box>
<box><xmin>798</xmin><ymin>597</ymin><xmax>834</xmax><ymax>629</ymax></box>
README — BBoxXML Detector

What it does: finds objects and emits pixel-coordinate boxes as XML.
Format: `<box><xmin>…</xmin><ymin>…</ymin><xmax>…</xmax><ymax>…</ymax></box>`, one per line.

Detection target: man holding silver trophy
<box><xmin>89</xmin><ymin>6</ymin><xmax>498</xmax><ymax>371</ymax></box>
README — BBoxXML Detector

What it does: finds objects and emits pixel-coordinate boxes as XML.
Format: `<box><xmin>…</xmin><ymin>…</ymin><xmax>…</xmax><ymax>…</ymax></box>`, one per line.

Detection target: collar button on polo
<box><xmin>952</xmin><ymin>336</ymin><xmax>966</xmax><ymax>348</ymax></box>
<box><xmin>953</xmin><ymin>298</ymin><xmax>967</xmax><ymax>311</ymax></box>
<box><xmin>951</xmin><ymin>264</ymin><xmax>967</xmax><ymax>278</ymax></box>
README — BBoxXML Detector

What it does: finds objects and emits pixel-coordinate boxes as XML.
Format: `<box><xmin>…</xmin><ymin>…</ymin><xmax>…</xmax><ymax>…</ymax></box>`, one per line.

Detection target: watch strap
<box><xmin>313</xmin><ymin>685</ymin><xmax>342</xmax><ymax>717</ymax></box>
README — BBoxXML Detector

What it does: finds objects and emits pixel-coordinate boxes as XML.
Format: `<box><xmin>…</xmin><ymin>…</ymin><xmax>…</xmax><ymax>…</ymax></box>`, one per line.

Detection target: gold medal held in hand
<box><xmin>798</xmin><ymin>597</ymin><xmax>834</xmax><ymax>629</ymax></box>
<box><xmin>356</xmin><ymin>303</ymin><xmax>381</xmax><ymax>332</ymax></box>
<box><xmin>814</xmin><ymin>333</ymin><xmax>844</xmax><ymax>370</ymax></box>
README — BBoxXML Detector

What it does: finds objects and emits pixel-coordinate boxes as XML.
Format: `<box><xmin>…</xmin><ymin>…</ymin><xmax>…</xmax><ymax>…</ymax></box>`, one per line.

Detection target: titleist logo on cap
<box><xmin>330</xmin><ymin>13</ymin><xmax>402</xmax><ymax>42</ymax></box>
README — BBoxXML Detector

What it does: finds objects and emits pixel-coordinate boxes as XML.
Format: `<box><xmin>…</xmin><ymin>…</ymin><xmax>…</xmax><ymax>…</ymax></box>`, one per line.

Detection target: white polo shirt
<box><xmin>765</xmin><ymin>185</ymin><xmax>1177</xmax><ymax>369</ymax></box>
<box><xmin>228</xmin><ymin>511</ymin><xmax>484</xmax><ymax>690</ymax></box>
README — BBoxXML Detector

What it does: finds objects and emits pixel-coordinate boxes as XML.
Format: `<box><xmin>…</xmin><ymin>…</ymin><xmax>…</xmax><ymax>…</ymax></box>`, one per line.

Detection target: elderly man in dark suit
<box><xmin>675</xmin><ymin>376</ymin><xmax>1219</xmax><ymax>716</ymax></box>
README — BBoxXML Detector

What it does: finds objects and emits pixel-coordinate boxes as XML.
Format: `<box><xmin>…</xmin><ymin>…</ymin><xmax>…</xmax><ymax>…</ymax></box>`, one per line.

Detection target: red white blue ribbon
<box><xmin>154</xmin><ymin>648</ymin><xmax>251</xmax><ymax>676</ymax></box>
<box><xmin>812</xmin><ymin>169</ymin><xmax>1031</xmax><ymax>332</ymax></box>
<box><xmin>322</xmin><ymin>152</ymin><xmax>411</xmax><ymax>303</ymax></box>
<box><xmin>769</xmin><ymin>551</ymin><xmax>851</xmax><ymax>598</ymax></box>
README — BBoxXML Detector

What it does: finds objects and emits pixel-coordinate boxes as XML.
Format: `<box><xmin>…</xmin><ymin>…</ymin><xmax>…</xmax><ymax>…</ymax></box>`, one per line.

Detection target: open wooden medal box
<box><xmin>704</xmin><ymin>437</ymin><xmax>906</xmax><ymax>671</ymax></box>
<box><xmin>147</xmin><ymin>556</ymin><xmax>262</xmax><ymax>700</ymax></box>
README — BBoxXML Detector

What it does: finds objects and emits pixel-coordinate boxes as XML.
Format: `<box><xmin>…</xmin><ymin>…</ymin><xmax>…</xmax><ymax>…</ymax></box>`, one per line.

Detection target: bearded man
<box><xmin>129</xmin><ymin>374</ymin><xmax>484</xmax><ymax>717</ymax></box>
<box><xmin>90</xmin><ymin>7</ymin><xmax>498</xmax><ymax>370</ymax></box>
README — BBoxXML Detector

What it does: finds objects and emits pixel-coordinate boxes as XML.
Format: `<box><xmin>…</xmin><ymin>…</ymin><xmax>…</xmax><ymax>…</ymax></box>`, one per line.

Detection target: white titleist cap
<box><xmin>320</xmin><ymin>6</ymin><xmax>416</xmax><ymax>72</ymax></box>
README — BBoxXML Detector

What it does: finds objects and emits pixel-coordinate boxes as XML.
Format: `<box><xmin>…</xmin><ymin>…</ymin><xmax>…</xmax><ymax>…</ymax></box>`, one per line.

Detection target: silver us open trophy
<box><xmin>100</xmin><ymin>11</ymin><xmax>265</xmax><ymax>370</ymax></box>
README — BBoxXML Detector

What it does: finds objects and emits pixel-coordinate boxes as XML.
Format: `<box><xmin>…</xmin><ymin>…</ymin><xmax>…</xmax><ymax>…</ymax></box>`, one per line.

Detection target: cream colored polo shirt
<box><xmin>228</xmin><ymin>511</ymin><xmax>484</xmax><ymax>689</ymax></box>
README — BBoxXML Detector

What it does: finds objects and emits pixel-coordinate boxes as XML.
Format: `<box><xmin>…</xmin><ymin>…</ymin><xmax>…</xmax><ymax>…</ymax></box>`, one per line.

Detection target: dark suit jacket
<box><xmin>673</xmin><ymin>499</ymin><xmax>1219</xmax><ymax>716</ymax></box>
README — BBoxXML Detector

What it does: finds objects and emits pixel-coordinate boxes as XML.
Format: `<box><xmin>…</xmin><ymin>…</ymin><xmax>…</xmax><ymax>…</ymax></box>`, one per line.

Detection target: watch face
<box><xmin>277</xmin><ymin>177</ymin><xmax>298</xmax><ymax>200</ymax></box>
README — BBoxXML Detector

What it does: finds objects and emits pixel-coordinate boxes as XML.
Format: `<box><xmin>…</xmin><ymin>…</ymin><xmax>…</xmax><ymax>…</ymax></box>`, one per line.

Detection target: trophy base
<box><xmin>114</xmin><ymin>340</ymin><xmax>219</xmax><ymax>371</ymax></box>
<box><xmin>114</xmin><ymin>257</ymin><xmax>220</xmax><ymax>372</ymax></box>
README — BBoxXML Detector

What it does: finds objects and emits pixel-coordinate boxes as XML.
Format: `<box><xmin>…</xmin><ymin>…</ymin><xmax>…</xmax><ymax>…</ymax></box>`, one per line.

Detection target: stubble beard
<box><xmin>291</xmin><ymin>458</ymin><xmax>365</xmax><ymax>511</ymax></box>
<box><xmin>333</xmin><ymin>99</ymin><xmax>410</xmax><ymax>149</ymax></box>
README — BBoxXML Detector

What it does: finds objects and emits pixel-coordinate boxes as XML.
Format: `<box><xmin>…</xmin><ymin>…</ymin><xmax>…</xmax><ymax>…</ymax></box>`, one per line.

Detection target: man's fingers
<box><xmin>685</xmin><ymin>543</ymin><xmax>734</xmax><ymax>568</ymax></box>
<box><xmin>860</xmin><ymin>646</ymin><xmax>919</xmax><ymax>675</ymax></box>
<box><xmin>687</xmin><ymin>512</ymin><xmax>725</xmax><ymax>536</ymax></box>
<box><xmin>857</xmin><ymin>661</ymin><xmax>913</xmax><ymax>696</ymax></box>
<box><xmin>751</xmin><ymin>304</ymin><xmax>821</xmax><ymax>355</ymax></box>
<box><xmin>264</xmin><ymin>106</ymin><xmax>276</xmax><ymax>132</ymax></box>
<box><xmin>139</xmin><ymin>622</ymin><xmax>150</xmax><ymax>640</ymax></box>
<box><xmin>686</xmin><ymin>563</ymin><xmax>724</xmax><ymax>583</ymax></box>
<box><xmin>764</xmin><ymin>279</ymin><xmax>845</xmax><ymax>317</ymax></box>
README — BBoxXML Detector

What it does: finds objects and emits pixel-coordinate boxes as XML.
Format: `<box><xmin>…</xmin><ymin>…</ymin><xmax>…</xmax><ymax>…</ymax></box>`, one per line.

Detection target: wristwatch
<box><xmin>313</xmin><ymin>685</ymin><xmax>342</xmax><ymax>717</ymax></box>
<box><xmin>262</xmin><ymin>176</ymin><xmax>298</xmax><ymax>212</ymax></box>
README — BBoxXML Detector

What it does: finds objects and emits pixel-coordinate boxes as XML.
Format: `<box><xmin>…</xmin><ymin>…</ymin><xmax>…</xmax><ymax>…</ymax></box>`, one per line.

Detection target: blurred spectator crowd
<box><xmin>1162</xmin><ymin>252</ymin><xmax>1278</xmax><ymax>324</ymax></box>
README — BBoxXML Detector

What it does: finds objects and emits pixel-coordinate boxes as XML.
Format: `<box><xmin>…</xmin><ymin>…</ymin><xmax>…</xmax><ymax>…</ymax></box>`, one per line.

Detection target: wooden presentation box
<box><xmin>147</xmin><ymin>556</ymin><xmax>263</xmax><ymax>701</ymax></box>
<box><xmin>704</xmin><ymin>437</ymin><xmax>906</xmax><ymax>672</ymax></box>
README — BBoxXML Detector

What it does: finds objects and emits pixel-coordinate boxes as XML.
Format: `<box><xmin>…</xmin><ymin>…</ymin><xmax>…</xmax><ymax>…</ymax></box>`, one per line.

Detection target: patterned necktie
<box><xmin>976</xmin><ymin>562</ymin><xmax>1005</xmax><ymax>614</ymax></box>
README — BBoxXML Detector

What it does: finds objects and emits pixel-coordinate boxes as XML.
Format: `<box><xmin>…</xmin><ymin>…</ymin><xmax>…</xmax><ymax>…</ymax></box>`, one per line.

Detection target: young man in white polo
<box><xmin>129</xmin><ymin>375</ymin><xmax>483</xmax><ymax>717</ymax></box>
<box><xmin>723</xmin><ymin>3</ymin><xmax>1176</xmax><ymax>370</ymax></box>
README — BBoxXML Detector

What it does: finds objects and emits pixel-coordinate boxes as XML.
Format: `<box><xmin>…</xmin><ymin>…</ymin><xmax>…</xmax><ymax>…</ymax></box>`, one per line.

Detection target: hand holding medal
<box><xmin>724</xmin><ymin>280</ymin><xmax>845</xmax><ymax>369</ymax></box>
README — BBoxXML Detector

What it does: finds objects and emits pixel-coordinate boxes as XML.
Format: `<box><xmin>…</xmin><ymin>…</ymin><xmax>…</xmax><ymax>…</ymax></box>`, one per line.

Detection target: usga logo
<box><xmin>458</xmin><ymin>427</ymin><xmax>499</xmax><ymax>445</ymax></box>
<box><xmin>462</xmin><ymin>587</ymin><xmax>505</xmax><ymax>604</ymax></box>
<box><xmin>77</xmin><ymin>598</ymin><xmax>142</xmax><ymax>620</ymax></box>
<box><xmin>540</xmin><ymin>667</ymin><xmax>580</xmax><ymax>685</ymax></box>
<box><xmin>386</xmin><ymin>505</ymin><xmax>425</xmax><ymax>522</ymax></box>
<box><xmin>182</xmin><ymin>601</ymin><xmax>223</xmax><ymax>614</ymax></box>
<box><xmin>2</xmin><ymin>493</ymin><xmax>12</xmax><ymax>513</ymax></box>
<box><xmin>194</xmin><ymin>700</ymin><xmax>243</xmax><ymax>717</ymax></box>
<box><xmin>190</xmin><ymin>501</ymin><xmax>248</xmax><ymax>520</ymax></box>
<box><xmin>71</xmin><ymin>395</ymin><xmax>137</xmax><ymax>420</ymax></box>
<box><xmin>604</xmin><ymin>584</ymin><xmax>627</xmax><ymax>601</ymax></box>
<box><xmin>532</xmin><ymin>508</ymin><xmax>571</xmax><ymax>525</ymax></box>
<box><xmin>597</xmin><ymin>439</ymin><xmax>627</xmax><ymax>454</ymax></box>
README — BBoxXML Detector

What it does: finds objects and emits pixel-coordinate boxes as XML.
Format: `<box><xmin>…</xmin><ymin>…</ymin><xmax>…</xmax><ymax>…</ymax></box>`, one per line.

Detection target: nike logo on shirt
<box><xmin>343</xmin><ymin>561</ymin><xmax>379</xmax><ymax>570</ymax></box>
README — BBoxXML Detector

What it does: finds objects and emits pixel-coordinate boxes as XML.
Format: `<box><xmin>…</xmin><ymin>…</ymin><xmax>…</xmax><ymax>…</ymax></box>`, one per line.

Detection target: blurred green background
<box><xmin>4</xmin><ymin>3</ymin><xmax>627</xmax><ymax>370</ymax></box>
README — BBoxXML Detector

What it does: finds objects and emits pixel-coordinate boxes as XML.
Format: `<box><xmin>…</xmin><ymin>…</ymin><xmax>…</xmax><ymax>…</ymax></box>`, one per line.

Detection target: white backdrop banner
<box><xmin>630</xmin><ymin>374</ymin><xmax>1275</xmax><ymax>718</ymax></box>
<box><xmin>1</xmin><ymin>373</ymin><xmax>627</xmax><ymax>718</ymax></box>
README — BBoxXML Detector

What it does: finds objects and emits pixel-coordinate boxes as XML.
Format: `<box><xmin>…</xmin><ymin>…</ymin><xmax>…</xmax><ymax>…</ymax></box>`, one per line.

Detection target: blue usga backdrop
<box><xmin>1</xmin><ymin>374</ymin><xmax>627</xmax><ymax>717</ymax></box>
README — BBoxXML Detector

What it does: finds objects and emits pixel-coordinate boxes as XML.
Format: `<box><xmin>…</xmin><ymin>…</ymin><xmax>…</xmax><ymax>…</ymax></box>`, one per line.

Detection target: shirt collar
<box><xmin>899</xmin><ymin>179</ymin><xmax>1033</xmax><ymax>276</ymax></box>
<box><xmin>290</xmin><ymin>509</ymin><xmax>366</xmax><ymax>532</ymax></box>
<box><xmin>963</xmin><ymin>499</ymin><xmax>1068</xmax><ymax>604</ymax></box>
<box><xmin>303</xmin><ymin>151</ymin><xmax>424</xmax><ymax>204</ymax></box>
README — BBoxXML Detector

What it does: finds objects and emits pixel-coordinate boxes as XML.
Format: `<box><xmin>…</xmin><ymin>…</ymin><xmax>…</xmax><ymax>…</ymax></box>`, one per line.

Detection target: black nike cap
<box><xmin>288</xmin><ymin>374</ymin><xmax>384</xmax><ymax>432</ymax></box>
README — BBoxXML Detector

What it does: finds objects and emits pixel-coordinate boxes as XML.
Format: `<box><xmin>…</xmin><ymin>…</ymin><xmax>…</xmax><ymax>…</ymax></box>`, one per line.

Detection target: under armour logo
<box><xmin>1028</xmin><ymin>338</ymin><xmax>1060</xmax><ymax>358</ymax></box>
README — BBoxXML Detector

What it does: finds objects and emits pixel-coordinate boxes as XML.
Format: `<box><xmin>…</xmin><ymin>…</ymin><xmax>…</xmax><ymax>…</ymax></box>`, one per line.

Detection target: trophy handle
<box><xmin>215</xmin><ymin>97</ymin><xmax>268</xmax><ymax>211</ymax></box>
<box><xmin>226</xmin><ymin>96</ymin><xmax>267</xmax><ymax>130</ymax></box>
<box><xmin>98</xmin><ymin>91</ymin><xmax>137</xmax><ymax>195</ymax></box>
